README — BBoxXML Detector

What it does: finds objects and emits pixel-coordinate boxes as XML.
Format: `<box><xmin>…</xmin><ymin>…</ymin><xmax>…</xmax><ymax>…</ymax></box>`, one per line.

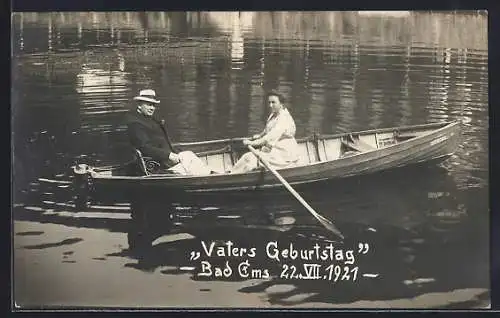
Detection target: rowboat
<box><xmin>72</xmin><ymin>121</ymin><xmax>461</xmax><ymax>208</ymax></box>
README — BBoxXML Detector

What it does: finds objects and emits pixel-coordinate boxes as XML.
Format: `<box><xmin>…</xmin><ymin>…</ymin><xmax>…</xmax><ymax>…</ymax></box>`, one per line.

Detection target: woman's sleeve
<box><xmin>254</xmin><ymin>116</ymin><xmax>289</xmax><ymax>148</ymax></box>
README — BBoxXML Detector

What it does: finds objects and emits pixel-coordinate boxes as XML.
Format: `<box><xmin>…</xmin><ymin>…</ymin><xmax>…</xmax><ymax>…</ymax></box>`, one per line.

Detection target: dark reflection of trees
<box><xmin>213</xmin><ymin>57</ymin><xmax>232</xmax><ymax>137</ymax></box>
<box><xmin>322</xmin><ymin>86</ymin><xmax>339</xmax><ymax>134</ymax></box>
<box><xmin>13</xmin><ymin>12</ymin><xmax>487</xmax><ymax>53</ymax></box>
<box><xmin>341</xmin><ymin>12</ymin><xmax>359</xmax><ymax>36</ymax></box>
<box><xmin>12</xmin><ymin>61</ymin><xmax>31</xmax><ymax>202</ymax></box>
<box><xmin>13</xmin><ymin>12</ymin><xmax>489</xmax><ymax>188</ymax></box>
<box><xmin>261</xmin><ymin>46</ymin><xmax>282</xmax><ymax>92</ymax></box>
<box><xmin>227</xmin><ymin>42</ymin><xmax>254</xmax><ymax>136</ymax></box>
<box><xmin>335</xmin><ymin>65</ymin><xmax>357</xmax><ymax>133</ymax></box>
<box><xmin>232</xmin><ymin>74</ymin><xmax>252</xmax><ymax>137</ymax></box>
<box><xmin>287</xmin><ymin>47</ymin><xmax>309</xmax><ymax>136</ymax></box>
<box><xmin>194</xmin><ymin>63</ymin><xmax>211</xmax><ymax>140</ymax></box>
<box><xmin>398</xmin><ymin>45</ymin><xmax>413</xmax><ymax>126</ymax></box>
<box><xmin>158</xmin><ymin>61</ymin><xmax>183</xmax><ymax>141</ymax></box>
<box><xmin>167</xmin><ymin>12</ymin><xmax>189</xmax><ymax>36</ymax></box>
<box><xmin>14</xmin><ymin>21</ymin><xmax>49</xmax><ymax>55</ymax></box>
<box><xmin>138</xmin><ymin>12</ymin><xmax>149</xmax><ymax>30</ymax></box>
<box><xmin>12</xmin><ymin>14</ymin><xmax>23</xmax><ymax>55</ymax></box>
<box><xmin>12</xmin><ymin>166</ymin><xmax>482</xmax><ymax>307</ymax></box>
<box><xmin>13</xmin><ymin>58</ymin><xmax>81</xmax><ymax>197</ymax></box>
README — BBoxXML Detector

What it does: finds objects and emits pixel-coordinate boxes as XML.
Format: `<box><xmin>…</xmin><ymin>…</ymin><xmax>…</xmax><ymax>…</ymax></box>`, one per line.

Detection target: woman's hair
<box><xmin>266</xmin><ymin>90</ymin><xmax>285</xmax><ymax>104</ymax></box>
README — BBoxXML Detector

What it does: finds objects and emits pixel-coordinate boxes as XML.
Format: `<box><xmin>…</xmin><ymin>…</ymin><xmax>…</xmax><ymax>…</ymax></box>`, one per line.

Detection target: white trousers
<box><xmin>167</xmin><ymin>151</ymin><xmax>212</xmax><ymax>175</ymax></box>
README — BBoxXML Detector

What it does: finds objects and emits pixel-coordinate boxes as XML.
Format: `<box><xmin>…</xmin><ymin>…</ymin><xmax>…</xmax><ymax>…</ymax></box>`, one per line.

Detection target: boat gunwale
<box><xmin>173</xmin><ymin>120</ymin><xmax>457</xmax><ymax>147</ymax></box>
<box><xmin>89</xmin><ymin>121</ymin><xmax>459</xmax><ymax>181</ymax></box>
<box><xmin>183</xmin><ymin>153</ymin><xmax>454</xmax><ymax>193</ymax></box>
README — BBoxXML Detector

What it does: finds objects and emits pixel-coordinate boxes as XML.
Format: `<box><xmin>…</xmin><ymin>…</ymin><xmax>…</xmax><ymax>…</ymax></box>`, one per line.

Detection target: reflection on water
<box><xmin>12</xmin><ymin>11</ymin><xmax>488</xmax><ymax>307</ymax></box>
<box><xmin>13</xmin><ymin>166</ymin><xmax>489</xmax><ymax>307</ymax></box>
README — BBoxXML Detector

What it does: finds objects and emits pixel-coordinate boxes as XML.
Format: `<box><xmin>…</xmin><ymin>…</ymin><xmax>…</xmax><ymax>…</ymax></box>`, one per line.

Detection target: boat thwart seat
<box><xmin>341</xmin><ymin>134</ymin><xmax>377</xmax><ymax>153</ymax></box>
<box><xmin>296</xmin><ymin>140</ymin><xmax>320</xmax><ymax>165</ymax></box>
<box><xmin>197</xmin><ymin>146</ymin><xmax>233</xmax><ymax>173</ymax></box>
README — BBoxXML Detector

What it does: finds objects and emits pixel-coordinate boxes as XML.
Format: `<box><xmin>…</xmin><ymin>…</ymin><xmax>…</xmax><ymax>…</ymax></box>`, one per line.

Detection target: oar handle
<box><xmin>174</xmin><ymin>137</ymin><xmax>246</xmax><ymax>147</ymax></box>
<box><xmin>247</xmin><ymin>145</ymin><xmax>344</xmax><ymax>239</ymax></box>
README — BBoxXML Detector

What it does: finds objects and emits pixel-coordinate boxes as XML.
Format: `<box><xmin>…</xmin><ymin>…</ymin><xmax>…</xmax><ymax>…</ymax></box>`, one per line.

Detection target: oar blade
<box><xmin>247</xmin><ymin>145</ymin><xmax>344</xmax><ymax>240</ymax></box>
<box><xmin>321</xmin><ymin>219</ymin><xmax>345</xmax><ymax>240</ymax></box>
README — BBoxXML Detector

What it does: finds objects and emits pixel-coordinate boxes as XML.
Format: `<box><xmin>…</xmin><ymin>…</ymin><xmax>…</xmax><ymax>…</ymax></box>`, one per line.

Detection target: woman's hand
<box><xmin>261</xmin><ymin>145</ymin><xmax>272</xmax><ymax>153</ymax></box>
<box><xmin>242</xmin><ymin>139</ymin><xmax>252</xmax><ymax>146</ymax></box>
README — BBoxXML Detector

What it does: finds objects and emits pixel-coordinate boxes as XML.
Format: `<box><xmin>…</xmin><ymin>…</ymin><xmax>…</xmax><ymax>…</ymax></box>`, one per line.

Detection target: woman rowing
<box><xmin>229</xmin><ymin>90</ymin><xmax>300</xmax><ymax>174</ymax></box>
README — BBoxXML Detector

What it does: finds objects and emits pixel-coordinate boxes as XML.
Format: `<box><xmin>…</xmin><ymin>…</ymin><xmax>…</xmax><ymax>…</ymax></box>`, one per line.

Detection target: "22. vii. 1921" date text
<box><xmin>280</xmin><ymin>264</ymin><xmax>359</xmax><ymax>281</ymax></box>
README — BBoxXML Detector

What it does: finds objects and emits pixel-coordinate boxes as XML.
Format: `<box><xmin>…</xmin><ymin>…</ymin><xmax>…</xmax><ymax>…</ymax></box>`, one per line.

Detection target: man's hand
<box><xmin>250</xmin><ymin>134</ymin><xmax>260</xmax><ymax>141</ymax></box>
<box><xmin>169</xmin><ymin>152</ymin><xmax>181</xmax><ymax>164</ymax></box>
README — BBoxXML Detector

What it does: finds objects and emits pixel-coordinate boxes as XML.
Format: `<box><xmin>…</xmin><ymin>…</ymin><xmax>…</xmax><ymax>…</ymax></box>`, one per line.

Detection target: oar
<box><xmin>174</xmin><ymin>137</ymin><xmax>246</xmax><ymax>147</ymax></box>
<box><xmin>247</xmin><ymin>145</ymin><xmax>344</xmax><ymax>240</ymax></box>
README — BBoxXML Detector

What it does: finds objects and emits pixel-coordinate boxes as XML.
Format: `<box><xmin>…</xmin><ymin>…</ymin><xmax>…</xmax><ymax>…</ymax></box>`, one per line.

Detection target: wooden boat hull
<box><xmin>72</xmin><ymin>121</ymin><xmax>461</xmax><ymax>205</ymax></box>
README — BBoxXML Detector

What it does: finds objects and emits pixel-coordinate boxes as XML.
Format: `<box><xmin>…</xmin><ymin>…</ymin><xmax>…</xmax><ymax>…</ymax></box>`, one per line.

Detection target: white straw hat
<box><xmin>133</xmin><ymin>89</ymin><xmax>160</xmax><ymax>104</ymax></box>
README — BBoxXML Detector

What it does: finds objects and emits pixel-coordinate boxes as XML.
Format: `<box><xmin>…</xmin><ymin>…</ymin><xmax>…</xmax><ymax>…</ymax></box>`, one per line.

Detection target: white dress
<box><xmin>257</xmin><ymin>108</ymin><xmax>300</xmax><ymax>167</ymax></box>
<box><xmin>233</xmin><ymin>108</ymin><xmax>300</xmax><ymax>172</ymax></box>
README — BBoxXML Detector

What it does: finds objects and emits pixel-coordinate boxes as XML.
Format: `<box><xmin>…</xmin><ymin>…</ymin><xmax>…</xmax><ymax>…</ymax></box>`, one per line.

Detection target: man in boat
<box><xmin>229</xmin><ymin>90</ymin><xmax>300</xmax><ymax>174</ymax></box>
<box><xmin>126</xmin><ymin>89</ymin><xmax>212</xmax><ymax>175</ymax></box>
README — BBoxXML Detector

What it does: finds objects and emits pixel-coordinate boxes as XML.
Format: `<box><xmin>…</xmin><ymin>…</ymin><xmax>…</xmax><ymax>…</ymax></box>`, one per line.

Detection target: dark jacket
<box><xmin>126</xmin><ymin>110</ymin><xmax>177</xmax><ymax>165</ymax></box>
